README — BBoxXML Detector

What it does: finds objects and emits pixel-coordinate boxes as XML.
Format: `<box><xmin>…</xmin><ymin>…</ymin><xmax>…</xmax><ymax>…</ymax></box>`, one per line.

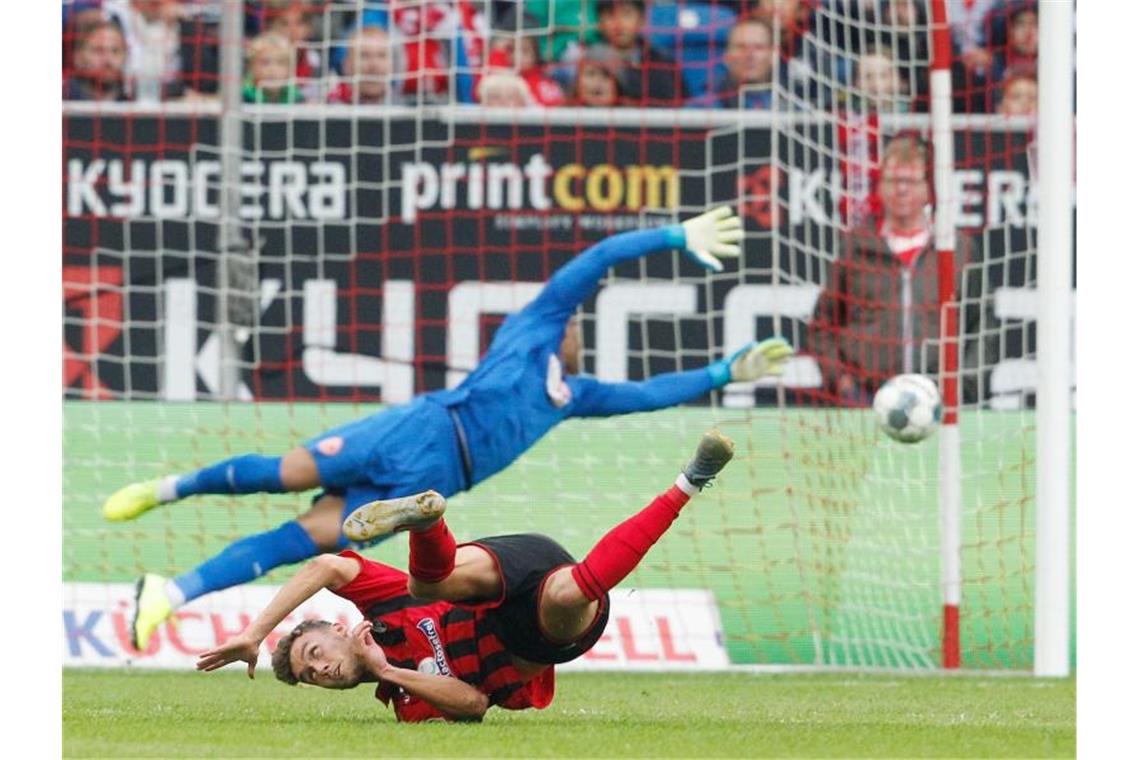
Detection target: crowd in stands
<box><xmin>63</xmin><ymin>0</ymin><xmax>1040</xmax><ymax>116</ymax></box>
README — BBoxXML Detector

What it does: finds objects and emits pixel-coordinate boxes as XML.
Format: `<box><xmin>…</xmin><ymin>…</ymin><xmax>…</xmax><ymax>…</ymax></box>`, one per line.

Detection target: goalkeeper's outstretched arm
<box><xmin>518</xmin><ymin>207</ymin><xmax>744</xmax><ymax>334</ymax></box>
<box><xmin>568</xmin><ymin>337</ymin><xmax>794</xmax><ymax>417</ymax></box>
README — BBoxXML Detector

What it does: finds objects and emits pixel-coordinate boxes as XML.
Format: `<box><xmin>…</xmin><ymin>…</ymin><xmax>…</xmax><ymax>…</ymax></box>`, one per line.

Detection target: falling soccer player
<box><xmin>103</xmin><ymin>207</ymin><xmax>794</xmax><ymax>650</ymax></box>
<box><xmin>197</xmin><ymin>429</ymin><xmax>735</xmax><ymax>722</ymax></box>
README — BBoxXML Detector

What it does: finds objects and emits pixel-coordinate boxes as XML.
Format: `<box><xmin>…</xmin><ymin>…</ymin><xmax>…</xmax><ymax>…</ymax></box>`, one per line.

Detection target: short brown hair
<box><xmin>881</xmin><ymin>133</ymin><xmax>930</xmax><ymax>175</ymax></box>
<box><xmin>272</xmin><ymin>619</ymin><xmax>332</xmax><ymax>685</ymax></box>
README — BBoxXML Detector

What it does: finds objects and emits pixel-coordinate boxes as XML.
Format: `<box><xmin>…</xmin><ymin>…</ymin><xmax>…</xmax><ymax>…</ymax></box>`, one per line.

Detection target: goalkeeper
<box><xmin>102</xmin><ymin>207</ymin><xmax>793</xmax><ymax>650</ymax></box>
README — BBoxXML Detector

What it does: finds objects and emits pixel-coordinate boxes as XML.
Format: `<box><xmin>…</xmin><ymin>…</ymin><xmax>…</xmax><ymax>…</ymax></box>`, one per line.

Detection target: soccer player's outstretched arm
<box><xmin>569</xmin><ymin>337</ymin><xmax>795</xmax><ymax>417</ymax></box>
<box><xmin>512</xmin><ymin>207</ymin><xmax>744</xmax><ymax>341</ymax></box>
<box><xmin>196</xmin><ymin>554</ymin><xmax>362</xmax><ymax>677</ymax></box>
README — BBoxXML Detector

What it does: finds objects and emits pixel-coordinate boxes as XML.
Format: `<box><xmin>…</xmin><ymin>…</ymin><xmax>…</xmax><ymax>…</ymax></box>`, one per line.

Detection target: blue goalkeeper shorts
<box><xmin>303</xmin><ymin>397</ymin><xmax>468</xmax><ymax>546</ymax></box>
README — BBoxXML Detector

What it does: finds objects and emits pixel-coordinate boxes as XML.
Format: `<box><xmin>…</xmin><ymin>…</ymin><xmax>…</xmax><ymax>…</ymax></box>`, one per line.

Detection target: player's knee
<box><xmin>407</xmin><ymin>577</ymin><xmax>446</xmax><ymax>600</ymax></box>
<box><xmin>297</xmin><ymin>497</ymin><xmax>343</xmax><ymax>551</ymax></box>
<box><xmin>280</xmin><ymin>447</ymin><xmax>320</xmax><ymax>491</ymax></box>
<box><xmin>543</xmin><ymin>570</ymin><xmax>589</xmax><ymax>611</ymax></box>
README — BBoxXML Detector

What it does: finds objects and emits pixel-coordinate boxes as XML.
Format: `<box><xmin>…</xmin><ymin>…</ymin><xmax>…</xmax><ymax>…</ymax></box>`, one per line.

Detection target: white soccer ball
<box><xmin>872</xmin><ymin>374</ymin><xmax>943</xmax><ymax>444</ymax></box>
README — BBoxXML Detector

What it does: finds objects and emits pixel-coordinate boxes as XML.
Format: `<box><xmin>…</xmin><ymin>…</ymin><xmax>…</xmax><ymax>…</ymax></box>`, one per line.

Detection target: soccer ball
<box><xmin>872</xmin><ymin>374</ymin><xmax>943</xmax><ymax>443</ymax></box>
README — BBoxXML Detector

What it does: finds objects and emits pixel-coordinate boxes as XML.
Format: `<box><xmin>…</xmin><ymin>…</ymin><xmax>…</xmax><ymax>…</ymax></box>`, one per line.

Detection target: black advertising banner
<box><xmin>63</xmin><ymin>114</ymin><xmax>1036</xmax><ymax>403</ymax></box>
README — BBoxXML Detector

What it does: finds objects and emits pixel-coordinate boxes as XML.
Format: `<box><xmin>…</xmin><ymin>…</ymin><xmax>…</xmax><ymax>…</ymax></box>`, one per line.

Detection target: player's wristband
<box><xmin>707</xmin><ymin>360</ymin><xmax>732</xmax><ymax>387</ymax></box>
<box><xmin>662</xmin><ymin>224</ymin><xmax>687</xmax><ymax>250</ymax></box>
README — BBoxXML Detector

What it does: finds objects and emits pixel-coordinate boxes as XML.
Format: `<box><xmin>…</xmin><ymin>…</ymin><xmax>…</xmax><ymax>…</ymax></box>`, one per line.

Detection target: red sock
<box><xmin>408</xmin><ymin>519</ymin><xmax>456</xmax><ymax>583</ymax></box>
<box><xmin>570</xmin><ymin>485</ymin><xmax>691</xmax><ymax>601</ymax></box>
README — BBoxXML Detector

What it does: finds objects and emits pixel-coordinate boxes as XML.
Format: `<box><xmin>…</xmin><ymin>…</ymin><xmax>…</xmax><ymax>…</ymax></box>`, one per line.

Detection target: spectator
<box><xmin>808</xmin><ymin>134</ymin><xmax>975</xmax><ymax>405</ymax></box>
<box><xmin>477</xmin><ymin>70</ymin><xmax>534</xmax><ymax>107</ymax></box>
<box><xmin>63</xmin><ymin>0</ymin><xmax>108</xmax><ymax>75</ymax></box>
<box><xmin>853</xmin><ymin>45</ymin><xmax>908</xmax><ymax>114</ymax></box>
<box><xmin>837</xmin><ymin>47</ymin><xmax>909</xmax><ymax>227</ymax></box>
<box><xmin>753</xmin><ymin>0</ymin><xmax>822</xmax><ymax>104</ymax></box>
<box><xmin>989</xmin><ymin>3</ymin><xmax>1036</xmax><ymax>91</ymax></box>
<box><xmin>687</xmin><ymin>17</ymin><xmax>777</xmax><ymax>109</ymax></box>
<box><xmin>263</xmin><ymin>0</ymin><xmax>323</xmax><ymax>101</ymax></box>
<box><xmin>996</xmin><ymin>66</ymin><xmax>1036</xmax><ymax>117</ymax></box>
<box><xmin>327</xmin><ymin>26</ymin><xmax>402</xmax><ymax>105</ymax></box>
<box><xmin>947</xmin><ymin>0</ymin><xmax>1004</xmax><ymax>75</ymax></box>
<box><xmin>486</xmin><ymin>33</ymin><xmax>565</xmax><ymax>106</ymax></box>
<box><xmin>103</xmin><ymin>0</ymin><xmax>181</xmax><ymax>102</ymax></box>
<box><xmin>523</xmin><ymin>0</ymin><xmax>600</xmax><ymax>65</ymax></box>
<box><xmin>568</xmin><ymin>46</ymin><xmax>628</xmax><ymax>107</ymax></box>
<box><xmin>877</xmin><ymin>0</ymin><xmax>930</xmax><ymax>110</ymax></box>
<box><xmin>595</xmin><ymin>0</ymin><xmax>687</xmax><ymax>106</ymax></box>
<box><xmin>243</xmin><ymin>32</ymin><xmax>304</xmax><ymax>103</ymax></box>
<box><xmin>64</xmin><ymin>20</ymin><xmax>132</xmax><ymax>101</ymax></box>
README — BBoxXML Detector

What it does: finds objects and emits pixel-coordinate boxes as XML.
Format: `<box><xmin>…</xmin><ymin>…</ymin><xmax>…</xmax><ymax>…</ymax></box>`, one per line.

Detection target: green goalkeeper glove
<box><xmin>676</xmin><ymin>206</ymin><xmax>744</xmax><ymax>272</ymax></box>
<box><xmin>708</xmin><ymin>337</ymin><xmax>795</xmax><ymax>387</ymax></box>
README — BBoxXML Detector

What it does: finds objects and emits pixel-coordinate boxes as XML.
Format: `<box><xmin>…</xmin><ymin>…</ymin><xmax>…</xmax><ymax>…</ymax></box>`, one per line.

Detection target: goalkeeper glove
<box><xmin>707</xmin><ymin>337</ymin><xmax>795</xmax><ymax>387</ymax></box>
<box><xmin>671</xmin><ymin>206</ymin><xmax>744</xmax><ymax>272</ymax></box>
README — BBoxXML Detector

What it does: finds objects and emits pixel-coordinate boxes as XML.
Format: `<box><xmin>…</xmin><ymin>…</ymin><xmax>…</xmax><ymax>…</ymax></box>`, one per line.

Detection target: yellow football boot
<box><xmin>131</xmin><ymin>573</ymin><xmax>173</xmax><ymax>651</ymax></box>
<box><xmin>102</xmin><ymin>479</ymin><xmax>163</xmax><ymax>521</ymax></box>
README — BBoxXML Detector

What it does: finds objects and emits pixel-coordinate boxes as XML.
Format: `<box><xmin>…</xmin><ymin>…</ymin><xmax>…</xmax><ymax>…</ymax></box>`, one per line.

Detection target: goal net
<box><xmin>63</xmin><ymin>0</ymin><xmax>1061</xmax><ymax>671</ymax></box>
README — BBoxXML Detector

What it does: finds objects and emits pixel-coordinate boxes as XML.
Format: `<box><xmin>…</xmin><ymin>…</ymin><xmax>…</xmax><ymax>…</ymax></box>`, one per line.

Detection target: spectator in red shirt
<box><xmin>486</xmin><ymin>33</ymin><xmax>565</xmax><ymax>106</ymax></box>
<box><xmin>595</xmin><ymin>0</ymin><xmax>687</xmax><ymax>106</ymax></box>
<box><xmin>809</xmin><ymin>134</ymin><xmax>975</xmax><ymax>404</ymax></box>
<box><xmin>327</xmin><ymin>26</ymin><xmax>401</xmax><ymax>105</ymax></box>
<box><xmin>64</xmin><ymin>20</ymin><xmax>132</xmax><ymax>101</ymax></box>
<box><xmin>477</xmin><ymin>70</ymin><xmax>534</xmax><ymax>107</ymax></box>
<box><xmin>197</xmin><ymin>432</ymin><xmax>738</xmax><ymax>723</ymax></box>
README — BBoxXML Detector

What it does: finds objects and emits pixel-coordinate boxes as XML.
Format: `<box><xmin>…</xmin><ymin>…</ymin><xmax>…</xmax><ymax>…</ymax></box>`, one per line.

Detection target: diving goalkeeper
<box><xmin>102</xmin><ymin>207</ymin><xmax>793</xmax><ymax>650</ymax></box>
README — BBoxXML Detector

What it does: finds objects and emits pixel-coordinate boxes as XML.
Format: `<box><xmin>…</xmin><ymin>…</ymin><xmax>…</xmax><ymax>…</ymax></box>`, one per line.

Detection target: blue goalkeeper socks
<box><xmin>174</xmin><ymin>454</ymin><xmax>285</xmax><ymax>499</ymax></box>
<box><xmin>171</xmin><ymin>521</ymin><xmax>319</xmax><ymax>605</ymax></box>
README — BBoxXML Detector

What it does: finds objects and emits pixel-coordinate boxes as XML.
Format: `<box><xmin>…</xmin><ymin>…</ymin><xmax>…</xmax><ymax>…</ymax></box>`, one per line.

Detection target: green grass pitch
<box><xmin>63</xmin><ymin>670</ymin><xmax>1074</xmax><ymax>758</ymax></box>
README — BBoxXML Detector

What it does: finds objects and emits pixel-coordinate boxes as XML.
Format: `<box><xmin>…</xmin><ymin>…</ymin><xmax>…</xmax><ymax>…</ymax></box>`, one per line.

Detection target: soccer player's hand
<box><xmin>350</xmin><ymin>620</ymin><xmax>390</xmax><ymax>678</ymax></box>
<box><xmin>708</xmin><ymin>337</ymin><xmax>794</xmax><ymax>386</ymax></box>
<box><xmin>680</xmin><ymin>206</ymin><xmax>744</xmax><ymax>272</ymax></box>
<box><xmin>196</xmin><ymin>634</ymin><xmax>261</xmax><ymax>679</ymax></box>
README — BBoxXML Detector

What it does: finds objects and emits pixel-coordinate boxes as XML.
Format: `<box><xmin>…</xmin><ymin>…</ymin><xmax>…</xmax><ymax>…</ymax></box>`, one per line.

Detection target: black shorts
<box><xmin>463</xmin><ymin>533</ymin><xmax>610</xmax><ymax>665</ymax></box>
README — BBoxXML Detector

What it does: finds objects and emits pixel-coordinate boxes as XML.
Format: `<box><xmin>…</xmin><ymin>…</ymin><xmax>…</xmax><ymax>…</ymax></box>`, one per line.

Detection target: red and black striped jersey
<box><xmin>332</xmin><ymin>550</ymin><xmax>555</xmax><ymax>723</ymax></box>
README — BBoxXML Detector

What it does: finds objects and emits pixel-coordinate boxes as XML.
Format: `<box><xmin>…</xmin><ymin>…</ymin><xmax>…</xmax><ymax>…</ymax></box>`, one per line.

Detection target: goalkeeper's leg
<box><xmin>129</xmin><ymin>492</ymin><xmax>344</xmax><ymax>651</ymax></box>
<box><xmin>102</xmin><ymin>446</ymin><xmax>320</xmax><ymax>522</ymax></box>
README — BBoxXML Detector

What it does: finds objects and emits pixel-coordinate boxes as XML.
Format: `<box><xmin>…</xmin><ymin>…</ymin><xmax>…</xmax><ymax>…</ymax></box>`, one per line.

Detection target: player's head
<box><xmin>560</xmin><ymin>317</ymin><xmax>582</xmax><ymax>374</ymax></box>
<box><xmin>878</xmin><ymin>134</ymin><xmax>930</xmax><ymax>228</ymax></box>
<box><xmin>272</xmin><ymin>619</ymin><xmax>369</xmax><ymax>690</ymax></box>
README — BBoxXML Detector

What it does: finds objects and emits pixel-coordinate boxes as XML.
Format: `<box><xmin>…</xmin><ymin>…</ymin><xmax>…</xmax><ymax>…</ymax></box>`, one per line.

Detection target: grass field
<box><xmin>63</xmin><ymin>670</ymin><xmax>1075</xmax><ymax>758</ymax></box>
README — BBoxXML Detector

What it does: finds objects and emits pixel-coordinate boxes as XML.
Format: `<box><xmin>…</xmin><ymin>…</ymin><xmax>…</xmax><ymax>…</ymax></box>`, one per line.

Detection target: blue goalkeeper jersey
<box><xmin>306</xmin><ymin>225</ymin><xmax>719</xmax><ymax>507</ymax></box>
<box><xmin>430</xmin><ymin>226</ymin><xmax>717</xmax><ymax>486</ymax></box>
